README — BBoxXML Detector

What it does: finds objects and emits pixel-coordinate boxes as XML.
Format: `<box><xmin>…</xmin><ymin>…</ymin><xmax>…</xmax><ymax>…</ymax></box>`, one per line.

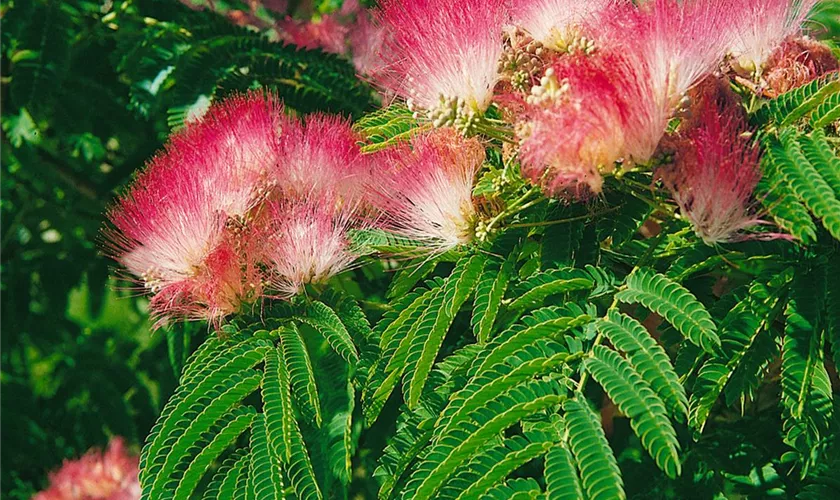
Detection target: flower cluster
<box><xmin>105</xmin><ymin>92</ymin><xmax>374</xmax><ymax>327</ymax></box>
<box><xmin>34</xmin><ymin>438</ymin><xmax>140</xmax><ymax>500</ymax></box>
<box><xmin>105</xmin><ymin>91</ymin><xmax>484</xmax><ymax>326</ymax></box>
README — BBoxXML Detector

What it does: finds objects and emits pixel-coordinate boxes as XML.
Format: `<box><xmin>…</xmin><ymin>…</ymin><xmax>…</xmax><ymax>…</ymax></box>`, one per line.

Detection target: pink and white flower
<box><xmin>726</xmin><ymin>0</ymin><xmax>819</xmax><ymax>76</ymax></box>
<box><xmin>659</xmin><ymin>96</ymin><xmax>765</xmax><ymax>244</ymax></box>
<box><xmin>264</xmin><ymin>196</ymin><xmax>364</xmax><ymax>297</ymax></box>
<box><xmin>34</xmin><ymin>438</ymin><xmax>140</xmax><ymax>500</ymax></box>
<box><xmin>509</xmin><ymin>0</ymin><xmax>611</xmax><ymax>50</ymax></box>
<box><xmin>371</xmin><ymin>129</ymin><xmax>484</xmax><ymax>252</ymax></box>
<box><xmin>104</xmin><ymin>92</ymin><xmax>282</xmax><ymax>326</ymax></box>
<box><xmin>374</xmin><ymin>0</ymin><xmax>506</xmax><ymax>113</ymax></box>
<box><xmin>272</xmin><ymin>112</ymin><xmax>370</xmax><ymax>204</ymax></box>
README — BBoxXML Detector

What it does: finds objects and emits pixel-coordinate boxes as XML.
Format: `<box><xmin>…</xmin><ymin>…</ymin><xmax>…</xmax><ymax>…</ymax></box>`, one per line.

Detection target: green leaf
<box><xmin>264</xmin><ymin>347</ymin><xmax>323</xmax><ymax>499</ymax></box>
<box><xmin>597</xmin><ymin>311</ymin><xmax>688</xmax><ymax>420</ymax></box>
<box><xmin>545</xmin><ymin>442</ymin><xmax>584</xmax><ymax>500</ymax></box>
<box><xmin>353</xmin><ymin>104</ymin><xmax>424</xmax><ymax>153</ymax></box>
<box><xmin>809</xmin><ymin>87</ymin><xmax>840</xmax><ymax>128</ymax></box>
<box><xmin>174</xmin><ymin>407</ymin><xmax>256</xmax><ymax>499</ymax></box>
<box><xmin>760</xmin><ymin>71</ymin><xmax>840</xmax><ymax>125</ymax></box>
<box><xmin>297</xmin><ymin>300</ymin><xmax>359</xmax><ymax>363</ymax></box>
<box><xmin>387</xmin><ymin>258</ymin><xmax>440</xmax><ymax>299</ymax></box>
<box><xmin>249</xmin><ymin>414</ymin><xmax>286</xmax><ymax>499</ymax></box>
<box><xmin>404</xmin><ymin>254</ymin><xmax>486</xmax><ymax>407</ymax></box>
<box><xmin>206</xmin><ymin>450</ymin><xmax>250</xmax><ymax>500</ymax></box>
<box><xmin>774</xmin><ymin>129</ymin><xmax>840</xmax><ymax>240</ymax></box>
<box><xmin>759</xmin><ymin>144</ymin><xmax>818</xmax><ymax>243</ymax></box>
<box><xmin>564</xmin><ymin>399</ymin><xmax>625</xmax><ymax>500</ymax></box>
<box><xmin>279</xmin><ymin>325</ymin><xmax>322</xmax><ymax>427</ymax></box>
<box><xmin>616</xmin><ymin>267</ymin><xmax>720</xmax><ymax>354</ymax></box>
<box><xmin>472</xmin><ymin>252</ymin><xmax>515</xmax><ymax>344</ymax></box>
<box><xmin>506</xmin><ymin>268</ymin><xmax>594</xmax><ymax>317</ymax></box>
<box><xmin>586</xmin><ymin>346</ymin><xmax>681</xmax><ymax>478</ymax></box>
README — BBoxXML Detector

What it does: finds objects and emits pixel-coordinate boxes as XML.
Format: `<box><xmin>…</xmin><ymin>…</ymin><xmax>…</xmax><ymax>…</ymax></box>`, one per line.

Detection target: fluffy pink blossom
<box><xmin>104</xmin><ymin>92</ymin><xmax>282</xmax><ymax>326</ymax></box>
<box><xmin>272</xmin><ymin>113</ymin><xmax>370</xmax><ymax>204</ymax></box>
<box><xmin>278</xmin><ymin>14</ymin><xmax>350</xmax><ymax>54</ymax></box>
<box><xmin>374</xmin><ymin>0</ymin><xmax>506</xmax><ymax>112</ymax></box>
<box><xmin>659</xmin><ymin>96</ymin><xmax>765</xmax><ymax>244</ymax></box>
<box><xmin>349</xmin><ymin>12</ymin><xmax>386</xmax><ymax>76</ymax></box>
<box><xmin>34</xmin><ymin>438</ymin><xmax>140</xmax><ymax>500</ymax></box>
<box><xmin>509</xmin><ymin>0</ymin><xmax>611</xmax><ymax>49</ymax></box>
<box><xmin>764</xmin><ymin>36</ymin><xmax>839</xmax><ymax>94</ymax></box>
<box><xmin>726</xmin><ymin>0</ymin><xmax>819</xmax><ymax>75</ymax></box>
<box><xmin>264</xmin><ymin>197</ymin><xmax>364</xmax><ymax>297</ymax></box>
<box><xmin>371</xmin><ymin>129</ymin><xmax>484</xmax><ymax>252</ymax></box>
<box><xmin>517</xmin><ymin>50</ymin><xmax>664</xmax><ymax>196</ymax></box>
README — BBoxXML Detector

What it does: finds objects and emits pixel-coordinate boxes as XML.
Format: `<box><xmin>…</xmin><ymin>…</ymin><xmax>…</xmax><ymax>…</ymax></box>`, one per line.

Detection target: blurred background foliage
<box><xmin>2</xmin><ymin>0</ymin><xmax>840</xmax><ymax>499</ymax></box>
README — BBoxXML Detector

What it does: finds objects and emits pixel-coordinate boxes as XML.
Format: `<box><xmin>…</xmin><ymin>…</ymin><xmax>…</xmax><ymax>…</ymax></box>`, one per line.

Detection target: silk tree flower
<box><xmin>104</xmin><ymin>92</ymin><xmax>282</xmax><ymax>326</ymax></box>
<box><xmin>34</xmin><ymin>438</ymin><xmax>140</xmax><ymax>500</ymax></box>
<box><xmin>509</xmin><ymin>0</ymin><xmax>611</xmax><ymax>51</ymax></box>
<box><xmin>374</xmin><ymin>0</ymin><xmax>506</xmax><ymax>123</ymax></box>
<box><xmin>371</xmin><ymin>129</ymin><xmax>484</xmax><ymax>252</ymax></box>
<box><xmin>264</xmin><ymin>196</ymin><xmax>364</xmax><ymax>297</ymax></box>
<box><xmin>516</xmin><ymin>50</ymin><xmax>664</xmax><ymax>197</ymax></box>
<box><xmin>763</xmin><ymin>36</ymin><xmax>839</xmax><ymax>94</ymax></box>
<box><xmin>272</xmin><ymin>113</ymin><xmax>370</xmax><ymax>205</ymax></box>
<box><xmin>658</xmin><ymin>96</ymin><xmax>765</xmax><ymax>245</ymax></box>
<box><xmin>726</xmin><ymin>0</ymin><xmax>819</xmax><ymax>76</ymax></box>
<box><xmin>591</xmin><ymin>0</ymin><xmax>735</xmax><ymax>108</ymax></box>
<box><xmin>349</xmin><ymin>11</ymin><xmax>386</xmax><ymax>76</ymax></box>
<box><xmin>278</xmin><ymin>14</ymin><xmax>350</xmax><ymax>54</ymax></box>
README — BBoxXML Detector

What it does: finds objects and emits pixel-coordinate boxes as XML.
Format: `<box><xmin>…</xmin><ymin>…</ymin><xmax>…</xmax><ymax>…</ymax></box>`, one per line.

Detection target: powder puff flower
<box><xmin>374</xmin><ymin>0</ymin><xmax>506</xmax><ymax>119</ymax></box>
<box><xmin>104</xmin><ymin>92</ymin><xmax>282</xmax><ymax>326</ymax></box>
<box><xmin>264</xmin><ymin>197</ymin><xmax>365</xmax><ymax>297</ymax></box>
<box><xmin>349</xmin><ymin>12</ymin><xmax>386</xmax><ymax>76</ymax></box>
<box><xmin>659</xmin><ymin>95</ymin><xmax>765</xmax><ymax>244</ymax></box>
<box><xmin>516</xmin><ymin>50</ymin><xmax>665</xmax><ymax>196</ymax></box>
<box><xmin>726</xmin><ymin>0</ymin><xmax>819</xmax><ymax>76</ymax></box>
<box><xmin>509</xmin><ymin>0</ymin><xmax>611</xmax><ymax>51</ymax></box>
<box><xmin>763</xmin><ymin>36</ymin><xmax>839</xmax><ymax>94</ymax></box>
<box><xmin>278</xmin><ymin>14</ymin><xmax>350</xmax><ymax>55</ymax></box>
<box><xmin>273</xmin><ymin>113</ymin><xmax>370</xmax><ymax>205</ymax></box>
<box><xmin>371</xmin><ymin>129</ymin><xmax>484</xmax><ymax>252</ymax></box>
<box><xmin>34</xmin><ymin>438</ymin><xmax>140</xmax><ymax>500</ymax></box>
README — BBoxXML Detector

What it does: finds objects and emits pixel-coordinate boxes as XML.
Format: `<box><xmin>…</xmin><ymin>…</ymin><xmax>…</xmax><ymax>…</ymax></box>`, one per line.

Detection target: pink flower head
<box><xmin>764</xmin><ymin>37</ymin><xmax>839</xmax><ymax>94</ymax></box>
<box><xmin>509</xmin><ymin>0</ymin><xmax>611</xmax><ymax>50</ymax></box>
<box><xmin>517</xmin><ymin>50</ymin><xmax>665</xmax><ymax>196</ymax></box>
<box><xmin>350</xmin><ymin>12</ymin><xmax>386</xmax><ymax>76</ymax></box>
<box><xmin>278</xmin><ymin>14</ymin><xmax>350</xmax><ymax>55</ymax></box>
<box><xmin>371</xmin><ymin>129</ymin><xmax>484</xmax><ymax>252</ymax></box>
<box><xmin>34</xmin><ymin>438</ymin><xmax>140</xmax><ymax>500</ymax></box>
<box><xmin>264</xmin><ymin>196</ymin><xmax>364</xmax><ymax>297</ymax></box>
<box><xmin>592</xmin><ymin>0</ymin><xmax>735</xmax><ymax>106</ymax></box>
<box><xmin>374</xmin><ymin>0</ymin><xmax>506</xmax><ymax>112</ymax></box>
<box><xmin>273</xmin><ymin>113</ymin><xmax>370</xmax><ymax>205</ymax></box>
<box><xmin>104</xmin><ymin>92</ymin><xmax>282</xmax><ymax>326</ymax></box>
<box><xmin>726</xmin><ymin>0</ymin><xmax>819</xmax><ymax>75</ymax></box>
<box><xmin>659</xmin><ymin>95</ymin><xmax>764</xmax><ymax>245</ymax></box>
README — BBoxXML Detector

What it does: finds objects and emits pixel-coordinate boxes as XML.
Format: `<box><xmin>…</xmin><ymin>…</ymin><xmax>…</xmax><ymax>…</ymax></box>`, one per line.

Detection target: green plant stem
<box><xmin>506</xmin><ymin>205</ymin><xmax>623</xmax><ymax>229</ymax></box>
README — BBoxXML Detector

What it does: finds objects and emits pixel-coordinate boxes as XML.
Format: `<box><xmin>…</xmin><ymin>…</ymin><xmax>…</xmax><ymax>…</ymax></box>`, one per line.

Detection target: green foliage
<box><xmin>6</xmin><ymin>1</ymin><xmax>840</xmax><ymax>499</ymax></box>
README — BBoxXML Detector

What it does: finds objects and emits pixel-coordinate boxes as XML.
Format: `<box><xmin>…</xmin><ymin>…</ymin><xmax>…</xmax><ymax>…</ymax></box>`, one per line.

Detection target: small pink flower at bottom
<box><xmin>659</xmin><ymin>96</ymin><xmax>766</xmax><ymax>245</ymax></box>
<box><xmin>264</xmin><ymin>197</ymin><xmax>364</xmax><ymax>297</ymax></box>
<box><xmin>34</xmin><ymin>438</ymin><xmax>140</xmax><ymax>500</ymax></box>
<box><xmin>370</xmin><ymin>129</ymin><xmax>484</xmax><ymax>253</ymax></box>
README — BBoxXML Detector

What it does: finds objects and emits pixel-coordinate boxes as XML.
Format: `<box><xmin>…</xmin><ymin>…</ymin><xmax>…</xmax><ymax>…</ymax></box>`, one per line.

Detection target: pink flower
<box><xmin>272</xmin><ymin>113</ymin><xmax>370</xmax><ymax>205</ymax></box>
<box><xmin>278</xmin><ymin>14</ymin><xmax>350</xmax><ymax>55</ymax></box>
<box><xmin>509</xmin><ymin>0</ymin><xmax>611</xmax><ymax>50</ymax></box>
<box><xmin>374</xmin><ymin>0</ymin><xmax>506</xmax><ymax>113</ymax></box>
<box><xmin>659</xmin><ymin>95</ymin><xmax>765</xmax><ymax>244</ymax></box>
<box><xmin>764</xmin><ymin>36</ymin><xmax>839</xmax><ymax>94</ymax></box>
<box><xmin>349</xmin><ymin>12</ymin><xmax>386</xmax><ymax>76</ymax></box>
<box><xmin>264</xmin><ymin>196</ymin><xmax>364</xmax><ymax>297</ymax></box>
<box><xmin>34</xmin><ymin>438</ymin><xmax>140</xmax><ymax>500</ymax></box>
<box><xmin>516</xmin><ymin>50</ymin><xmax>664</xmax><ymax>196</ymax></box>
<box><xmin>370</xmin><ymin>129</ymin><xmax>484</xmax><ymax>252</ymax></box>
<box><xmin>726</xmin><ymin>0</ymin><xmax>819</xmax><ymax>75</ymax></box>
<box><xmin>104</xmin><ymin>92</ymin><xmax>281</xmax><ymax>326</ymax></box>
